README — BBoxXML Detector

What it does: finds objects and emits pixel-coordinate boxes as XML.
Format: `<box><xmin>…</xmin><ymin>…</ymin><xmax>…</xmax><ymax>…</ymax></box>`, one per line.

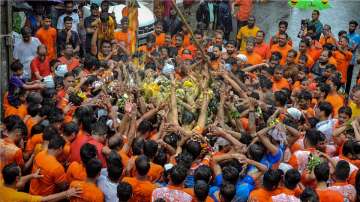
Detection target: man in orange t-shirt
<box><xmin>325</xmin><ymin>77</ymin><xmax>344</xmax><ymax>116</ymax></box>
<box><xmin>270</xmin><ymin>21</ymin><xmax>293</xmax><ymax>48</ymax></box>
<box><xmin>58</xmin><ymin>44</ymin><xmax>80</xmax><ymax>72</ymax></box>
<box><xmin>36</xmin><ymin>15</ymin><xmax>57</xmax><ymax>60</ymax></box>
<box><xmin>30</xmin><ymin>136</ymin><xmax>67</xmax><ymax>196</ymax></box>
<box><xmin>314</xmin><ymin>163</ymin><xmax>344</xmax><ymax>202</ymax></box>
<box><xmin>233</xmin><ymin>0</ymin><xmax>252</xmax><ymax>31</ymax></box>
<box><xmin>154</xmin><ymin>21</ymin><xmax>165</xmax><ymax>47</ymax></box>
<box><xmin>333</xmin><ymin>36</ymin><xmax>353</xmax><ymax>84</ymax></box>
<box><xmin>240</xmin><ymin>37</ymin><xmax>262</xmax><ymax>65</ymax></box>
<box><xmin>319</xmin><ymin>24</ymin><xmax>337</xmax><ymax>46</ymax></box>
<box><xmin>122</xmin><ymin>155</ymin><xmax>158</xmax><ymax>202</ymax></box>
<box><xmin>297</xmin><ymin>39</ymin><xmax>315</xmax><ymax>69</ymax></box>
<box><xmin>70</xmin><ymin>158</ymin><xmax>104</xmax><ymax>202</ymax></box>
<box><xmin>114</xmin><ymin>17</ymin><xmax>136</xmax><ymax>53</ymax></box>
<box><xmin>272</xmin><ymin>68</ymin><xmax>290</xmax><ymax>92</ymax></box>
<box><xmin>254</xmin><ymin>30</ymin><xmax>271</xmax><ymax>60</ymax></box>
<box><xmin>248</xmin><ymin>169</ymin><xmax>283</xmax><ymax>202</ymax></box>
<box><xmin>270</xmin><ymin>33</ymin><xmax>292</xmax><ymax>66</ymax></box>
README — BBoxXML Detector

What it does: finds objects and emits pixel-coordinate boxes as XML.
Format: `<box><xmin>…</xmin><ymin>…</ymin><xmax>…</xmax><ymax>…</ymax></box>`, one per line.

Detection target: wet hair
<box><xmin>274</xmin><ymin>90</ymin><xmax>288</xmax><ymax>106</ymax></box>
<box><xmin>194</xmin><ymin>180</ymin><xmax>209</xmax><ymax>201</ymax></box>
<box><xmin>27</xmin><ymin>103</ymin><xmax>41</xmax><ymax>117</ymax></box>
<box><xmin>80</xmin><ymin>143</ymin><xmax>97</xmax><ymax>165</ymax></box>
<box><xmin>248</xmin><ymin>143</ymin><xmax>266</xmax><ymax>162</ymax></box>
<box><xmin>263</xmin><ymin>169</ymin><xmax>282</xmax><ymax>191</ymax></box>
<box><xmin>107</xmin><ymin>151</ymin><xmax>123</xmax><ymax>182</ymax></box>
<box><xmin>298</xmin><ymin>90</ymin><xmax>312</xmax><ymax>101</ymax></box>
<box><xmin>181</xmin><ymin>110</ymin><xmax>195</xmax><ymax>125</ymax></box>
<box><xmin>132</xmin><ymin>137</ymin><xmax>145</xmax><ymax>155</ymax></box>
<box><xmin>153</xmin><ymin>147</ymin><xmax>167</xmax><ymax>166</ymax></box>
<box><xmin>91</xmin><ymin>122</ymin><xmax>108</xmax><ymax>137</ymax></box>
<box><xmin>170</xmin><ymin>165</ymin><xmax>188</xmax><ymax>185</ymax></box>
<box><xmin>318</xmin><ymin>101</ymin><xmax>333</xmax><ymax>117</ymax></box>
<box><xmin>48</xmin><ymin>135</ymin><xmax>65</xmax><ymax>150</ymax></box>
<box><xmin>314</xmin><ymin>162</ymin><xmax>330</xmax><ymax>182</ymax></box>
<box><xmin>284</xmin><ymin>169</ymin><xmax>301</xmax><ymax>189</ymax></box>
<box><xmin>43</xmin><ymin>125</ymin><xmax>59</xmax><ymax>141</ymax></box>
<box><xmin>2</xmin><ymin>163</ymin><xmax>20</xmax><ymax>185</ymax></box>
<box><xmin>85</xmin><ymin>158</ymin><xmax>102</xmax><ymax>178</ymax></box>
<box><xmin>185</xmin><ymin>140</ymin><xmax>201</xmax><ymax>159</ymax></box>
<box><xmin>220</xmin><ymin>183</ymin><xmax>236</xmax><ymax>202</ymax></box>
<box><xmin>335</xmin><ymin>160</ymin><xmax>350</xmax><ymax>181</ymax></box>
<box><xmin>31</xmin><ymin>123</ymin><xmax>44</xmax><ymax>136</ymax></box>
<box><xmin>138</xmin><ymin>120</ymin><xmax>154</xmax><ymax>134</ymax></box>
<box><xmin>222</xmin><ymin>166</ymin><xmax>239</xmax><ymax>184</ymax></box>
<box><xmin>300</xmin><ymin>187</ymin><xmax>319</xmax><ymax>202</ymax></box>
<box><xmin>305</xmin><ymin>129</ymin><xmax>322</xmax><ymax>147</ymax></box>
<box><xmin>143</xmin><ymin>140</ymin><xmax>158</xmax><ymax>159</ymax></box>
<box><xmin>135</xmin><ymin>155</ymin><xmax>151</xmax><ymax>176</ymax></box>
<box><xmin>117</xmin><ymin>182</ymin><xmax>132</xmax><ymax>202</ymax></box>
<box><xmin>163</xmin><ymin>133</ymin><xmax>180</xmax><ymax>149</ymax></box>
<box><xmin>194</xmin><ymin>165</ymin><xmax>212</xmax><ymax>183</ymax></box>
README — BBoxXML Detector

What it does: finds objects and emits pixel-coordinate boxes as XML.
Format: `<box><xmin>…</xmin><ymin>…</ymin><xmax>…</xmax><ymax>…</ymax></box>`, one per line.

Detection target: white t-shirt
<box><xmin>57</xmin><ymin>12</ymin><xmax>80</xmax><ymax>33</ymax></box>
<box><xmin>97</xmin><ymin>169</ymin><xmax>119</xmax><ymax>202</ymax></box>
<box><xmin>13</xmin><ymin>37</ymin><xmax>42</xmax><ymax>80</ymax></box>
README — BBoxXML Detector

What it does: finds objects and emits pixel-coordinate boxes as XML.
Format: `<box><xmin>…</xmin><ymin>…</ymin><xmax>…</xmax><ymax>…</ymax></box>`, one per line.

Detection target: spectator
<box><xmin>57</xmin><ymin>16</ymin><xmax>80</xmax><ymax>55</ymax></box>
<box><xmin>36</xmin><ymin>14</ymin><xmax>57</xmax><ymax>60</ymax></box>
<box><xmin>57</xmin><ymin>1</ymin><xmax>80</xmax><ymax>33</ymax></box>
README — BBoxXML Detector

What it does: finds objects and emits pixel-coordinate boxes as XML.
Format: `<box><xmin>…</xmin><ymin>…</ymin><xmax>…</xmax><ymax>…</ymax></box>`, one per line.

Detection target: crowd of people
<box><xmin>2</xmin><ymin>0</ymin><xmax>360</xmax><ymax>201</ymax></box>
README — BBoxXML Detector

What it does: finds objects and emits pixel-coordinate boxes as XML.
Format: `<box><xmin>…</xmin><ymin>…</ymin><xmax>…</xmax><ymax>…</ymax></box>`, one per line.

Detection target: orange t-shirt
<box><xmin>114</xmin><ymin>30</ymin><xmax>136</xmax><ymax>52</ymax></box>
<box><xmin>319</xmin><ymin>35</ymin><xmax>337</xmax><ymax>46</ymax></box>
<box><xmin>118</xmin><ymin>148</ymin><xmax>130</xmax><ymax>167</ymax></box>
<box><xmin>183</xmin><ymin>34</ymin><xmax>191</xmax><ymax>47</ymax></box>
<box><xmin>254</xmin><ymin>42</ymin><xmax>271</xmax><ymax>60</ymax></box>
<box><xmin>0</xmin><ymin>138</ymin><xmax>24</xmax><ymax>174</ymax></box>
<box><xmin>25</xmin><ymin>133</ymin><xmax>43</xmax><ymax>155</ymax></box>
<box><xmin>35</xmin><ymin>27</ymin><xmax>57</xmax><ymax>60</ymax></box>
<box><xmin>25</xmin><ymin>116</ymin><xmax>39</xmax><ymax>139</ymax></box>
<box><xmin>30</xmin><ymin>150</ymin><xmax>67</xmax><ymax>196</ymax></box>
<box><xmin>307</xmin><ymin>41</ymin><xmax>323</xmax><ymax>61</ymax></box>
<box><xmin>248</xmin><ymin>188</ymin><xmax>278</xmax><ymax>202</ymax></box>
<box><xmin>325</xmin><ymin>93</ymin><xmax>344</xmax><ymax>117</ymax></box>
<box><xmin>235</xmin><ymin>0</ymin><xmax>252</xmax><ymax>21</ymax></box>
<box><xmin>241</xmin><ymin>51</ymin><xmax>263</xmax><ymax>65</ymax></box>
<box><xmin>154</xmin><ymin>32</ymin><xmax>166</xmax><ymax>47</ymax></box>
<box><xmin>66</xmin><ymin>161</ymin><xmax>87</xmax><ymax>184</ymax></box>
<box><xmin>70</xmin><ymin>181</ymin><xmax>104</xmax><ymax>202</ymax></box>
<box><xmin>4</xmin><ymin>104</ymin><xmax>27</xmax><ymax>119</ymax></box>
<box><xmin>333</xmin><ymin>50</ymin><xmax>352</xmax><ymax>83</ymax></box>
<box><xmin>122</xmin><ymin>177</ymin><xmax>158</xmax><ymax>202</ymax></box>
<box><xmin>270</xmin><ymin>44</ymin><xmax>292</xmax><ymax>65</ymax></box>
<box><xmin>58</xmin><ymin>56</ymin><xmax>80</xmax><ymax>72</ymax></box>
<box><xmin>148</xmin><ymin>162</ymin><xmax>164</xmax><ymax>182</ymax></box>
<box><xmin>316</xmin><ymin>188</ymin><xmax>344</xmax><ymax>202</ymax></box>
<box><xmin>296</xmin><ymin>53</ymin><xmax>315</xmax><ymax>69</ymax></box>
<box><xmin>272</xmin><ymin>77</ymin><xmax>290</xmax><ymax>92</ymax></box>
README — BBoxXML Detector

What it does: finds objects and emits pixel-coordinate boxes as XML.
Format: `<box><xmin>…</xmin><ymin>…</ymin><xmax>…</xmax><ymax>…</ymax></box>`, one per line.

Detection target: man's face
<box><xmin>279</xmin><ymin>24</ymin><xmax>287</xmax><ymax>33</ymax></box>
<box><xmin>65</xmin><ymin>3</ymin><xmax>74</xmax><ymax>14</ymax></box>
<box><xmin>286</xmin><ymin>52</ymin><xmax>296</xmax><ymax>64</ymax></box>
<box><xmin>352</xmin><ymin>90</ymin><xmax>360</xmax><ymax>106</ymax></box>
<box><xmin>274</xmin><ymin>70</ymin><xmax>283</xmax><ymax>81</ymax></box>
<box><xmin>22</xmin><ymin>33</ymin><xmax>31</xmax><ymax>42</ymax></box>
<box><xmin>65</xmin><ymin>21</ymin><xmax>72</xmax><ymax>30</ymax></box>
<box><xmin>312</xmin><ymin>11</ymin><xmax>319</xmax><ymax>21</ymax></box>
<box><xmin>213</xmin><ymin>47</ymin><xmax>221</xmax><ymax>58</ymax></box>
<box><xmin>349</xmin><ymin>23</ymin><xmax>357</xmax><ymax>33</ymax></box>
<box><xmin>122</xmin><ymin>20</ymin><xmax>129</xmax><ymax>31</ymax></box>
<box><xmin>319</xmin><ymin>51</ymin><xmax>329</xmax><ymax>63</ymax></box>
<box><xmin>339</xmin><ymin>37</ymin><xmax>348</xmax><ymax>48</ymax></box>
<box><xmin>175</xmin><ymin>36</ymin><xmax>183</xmax><ymax>47</ymax></box>
<box><xmin>323</xmin><ymin>68</ymin><xmax>332</xmax><ymax>78</ymax></box>
<box><xmin>323</xmin><ymin>25</ymin><xmax>331</xmax><ymax>36</ymax></box>
<box><xmin>248</xmin><ymin>17</ymin><xmax>255</xmax><ymax>27</ymax></box>
<box><xmin>102</xmin><ymin>42</ymin><xmax>111</xmax><ymax>55</ymax></box>
<box><xmin>215</xmin><ymin>34</ymin><xmax>223</xmax><ymax>45</ymax></box>
<box><xmin>43</xmin><ymin>18</ymin><xmax>51</xmax><ymax>29</ymax></box>
<box><xmin>338</xmin><ymin>113</ymin><xmax>350</xmax><ymax>125</ymax></box>
<box><xmin>255</xmin><ymin>32</ymin><xmax>264</xmax><ymax>44</ymax></box>
<box><xmin>226</xmin><ymin>44</ymin><xmax>235</xmax><ymax>55</ymax></box>
<box><xmin>64</xmin><ymin>76</ymin><xmax>75</xmax><ymax>89</ymax></box>
<box><xmin>38</xmin><ymin>47</ymin><xmax>47</xmax><ymax>61</ymax></box>
<box><xmin>278</xmin><ymin>34</ymin><xmax>287</xmax><ymax>47</ymax></box>
<box><xmin>299</xmin><ymin>42</ymin><xmax>307</xmax><ymax>53</ymax></box>
<box><xmin>91</xmin><ymin>8</ymin><xmax>100</xmax><ymax>17</ymax></box>
<box><xmin>101</xmin><ymin>2</ymin><xmax>109</xmax><ymax>12</ymax></box>
<box><xmin>64</xmin><ymin>45</ymin><xmax>74</xmax><ymax>57</ymax></box>
<box><xmin>165</xmin><ymin>34</ymin><xmax>172</xmax><ymax>44</ymax></box>
<box><xmin>195</xmin><ymin>34</ymin><xmax>203</xmax><ymax>44</ymax></box>
<box><xmin>155</xmin><ymin>24</ymin><xmax>163</xmax><ymax>34</ymax></box>
<box><xmin>298</xmin><ymin>99</ymin><xmax>309</xmax><ymax>110</ymax></box>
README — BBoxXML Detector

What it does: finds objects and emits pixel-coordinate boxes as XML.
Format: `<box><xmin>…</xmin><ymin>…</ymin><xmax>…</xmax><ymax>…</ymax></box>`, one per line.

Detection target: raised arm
<box><xmin>169</xmin><ymin>74</ymin><xmax>179</xmax><ymax>125</ymax></box>
<box><xmin>256</xmin><ymin>126</ymin><xmax>278</xmax><ymax>156</ymax></box>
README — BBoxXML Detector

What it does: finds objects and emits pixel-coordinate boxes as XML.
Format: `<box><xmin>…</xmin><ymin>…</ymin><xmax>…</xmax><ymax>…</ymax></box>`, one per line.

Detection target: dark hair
<box><xmin>279</xmin><ymin>20</ymin><xmax>288</xmax><ymax>28</ymax></box>
<box><xmin>100</xmin><ymin>12</ymin><xmax>109</xmax><ymax>22</ymax></box>
<box><xmin>135</xmin><ymin>155</ymin><xmax>150</xmax><ymax>176</ymax></box>
<box><xmin>185</xmin><ymin>140</ymin><xmax>201</xmax><ymax>159</ymax></box>
<box><xmin>298</xmin><ymin>90</ymin><xmax>312</xmax><ymax>101</ymax></box>
<box><xmin>163</xmin><ymin>133</ymin><xmax>180</xmax><ymax>149</ymax></box>
<box><xmin>300</xmin><ymin>187</ymin><xmax>319</xmax><ymax>202</ymax></box>
<box><xmin>43</xmin><ymin>125</ymin><xmax>59</xmax><ymax>141</ymax></box>
<box><xmin>153</xmin><ymin>147</ymin><xmax>167</xmax><ymax>166</ymax></box>
<box><xmin>220</xmin><ymin>183</ymin><xmax>236</xmax><ymax>202</ymax></box>
<box><xmin>338</xmin><ymin>106</ymin><xmax>352</xmax><ymax>118</ymax></box>
<box><xmin>314</xmin><ymin>162</ymin><xmax>330</xmax><ymax>182</ymax></box>
<box><xmin>138</xmin><ymin>120</ymin><xmax>154</xmax><ymax>134</ymax></box>
<box><xmin>31</xmin><ymin>123</ymin><xmax>45</xmax><ymax>136</ymax></box>
<box><xmin>274</xmin><ymin>90</ymin><xmax>288</xmax><ymax>106</ymax></box>
<box><xmin>48</xmin><ymin>135</ymin><xmax>65</xmax><ymax>150</ymax></box>
<box><xmin>288</xmin><ymin>49</ymin><xmax>298</xmax><ymax>57</ymax></box>
<box><xmin>194</xmin><ymin>180</ymin><xmax>209</xmax><ymax>201</ymax></box>
<box><xmin>181</xmin><ymin>110</ymin><xmax>195</xmax><ymax>125</ymax></box>
<box><xmin>117</xmin><ymin>182</ymin><xmax>132</xmax><ymax>202</ymax></box>
<box><xmin>80</xmin><ymin>143</ymin><xmax>97</xmax><ymax>165</ymax></box>
<box><xmin>318</xmin><ymin>101</ymin><xmax>333</xmax><ymax>117</ymax></box>
<box><xmin>248</xmin><ymin>143</ymin><xmax>265</xmax><ymax>162</ymax></box>
<box><xmin>10</xmin><ymin>61</ymin><xmax>23</xmax><ymax>72</ymax></box>
<box><xmin>328</xmin><ymin>77</ymin><xmax>342</xmax><ymax>90</ymax></box>
<box><xmin>257</xmin><ymin>30</ymin><xmax>266</xmax><ymax>37</ymax></box>
<box><xmin>107</xmin><ymin>151</ymin><xmax>123</xmax><ymax>182</ymax></box>
<box><xmin>222</xmin><ymin>166</ymin><xmax>239</xmax><ymax>184</ymax></box>
<box><xmin>27</xmin><ymin>103</ymin><xmax>41</xmax><ymax>117</ymax></box>
<box><xmin>132</xmin><ymin>137</ymin><xmax>145</xmax><ymax>155</ymax></box>
<box><xmin>319</xmin><ymin>83</ymin><xmax>331</xmax><ymax>97</ymax></box>
<box><xmin>26</xmin><ymin>92</ymin><xmax>43</xmax><ymax>104</ymax></box>
<box><xmin>170</xmin><ymin>165</ymin><xmax>188</xmax><ymax>185</ymax></box>
<box><xmin>335</xmin><ymin>160</ymin><xmax>350</xmax><ymax>181</ymax></box>
<box><xmin>146</xmin><ymin>34</ymin><xmax>156</xmax><ymax>43</ymax></box>
<box><xmin>260</xmin><ymin>77</ymin><xmax>273</xmax><ymax>90</ymax></box>
<box><xmin>263</xmin><ymin>169</ymin><xmax>282</xmax><ymax>191</ymax></box>
<box><xmin>284</xmin><ymin>169</ymin><xmax>301</xmax><ymax>189</ymax></box>
<box><xmin>2</xmin><ymin>163</ymin><xmax>20</xmax><ymax>185</ymax></box>
<box><xmin>194</xmin><ymin>165</ymin><xmax>212</xmax><ymax>183</ymax></box>
<box><xmin>21</xmin><ymin>26</ymin><xmax>32</xmax><ymax>36</ymax></box>
<box><xmin>91</xmin><ymin>122</ymin><xmax>108</xmax><ymax>137</ymax></box>
<box><xmin>85</xmin><ymin>158</ymin><xmax>102</xmax><ymax>178</ymax></box>
<box><xmin>42</xmin><ymin>14</ymin><xmax>51</xmax><ymax>20</ymax></box>
<box><xmin>349</xmin><ymin>20</ymin><xmax>359</xmax><ymax>27</ymax></box>
<box><xmin>63</xmin><ymin>16</ymin><xmax>73</xmax><ymax>23</ymax></box>
<box><xmin>143</xmin><ymin>140</ymin><xmax>158</xmax><ymax>159</ymax></box>
<box><xmin>305</xmin><ymin>129</ymin><xmax>322</xmax><ymax>147</ymax></box>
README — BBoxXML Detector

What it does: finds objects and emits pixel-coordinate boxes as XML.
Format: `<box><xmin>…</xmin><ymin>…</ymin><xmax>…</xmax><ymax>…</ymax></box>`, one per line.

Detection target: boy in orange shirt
<box><xmin>66</xmin><ymin>143</ymin><xmax>97</xmax><ymax>183</ymax></box>
<box><xmin>36</xmin><ymin>14</ymin><xmax>57</xmax><ymax>60</ymax></box>
<box><xmin>272</xmin><ymin>67</ymin><xmax>290</xmax><ymax>92</ymax></box>
<box><xmin>69</xmin><ymin>158</ymin><xmax>104</xmax><ymax>202</ymax></box>
<box><xmin>122</xmin><ymin>155</ymin><xmax>158</xmax><ymax>202</ymax></box>
<box><xmin>154</xmin><ymin>21</ymin><xmax>166</xmax><ymax>47</ymax></box>
<box><xmin>314</xmin><ymin>162</ymin><xmax>344</xmax><ymax>202</ymax></box>
<box><xmin>30</xmin><ymin>135</ymin><xmax>68</xmax><ymax>196</ymax></box>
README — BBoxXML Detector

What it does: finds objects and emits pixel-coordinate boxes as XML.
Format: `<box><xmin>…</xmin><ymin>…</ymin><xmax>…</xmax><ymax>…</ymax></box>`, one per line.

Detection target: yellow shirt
<box><xmin>350</xmin><ymin>101</ymin><xmax>360</xmax><ymax>118</ymax></box>
<box><xmin>236</xmin><ymin>25</ymin><xmax>260</xmax><ymax>51</ymax></box>
<box><xmin>0</xmin><ymin>185</ymin><xmax>42</xmax><ymax>202</ymax></box>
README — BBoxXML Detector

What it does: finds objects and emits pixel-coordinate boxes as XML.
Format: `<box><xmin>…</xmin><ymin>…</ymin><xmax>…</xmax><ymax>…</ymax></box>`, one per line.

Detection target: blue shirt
<box><xmin>209</xmin><ymin>174</ymin><xmax>255</xmax><ymax>202</ymax></box>
<box><xmin>348</xmin><ymin>32</ymin><xmax>360</xmax><ymax>64</ymax></box>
